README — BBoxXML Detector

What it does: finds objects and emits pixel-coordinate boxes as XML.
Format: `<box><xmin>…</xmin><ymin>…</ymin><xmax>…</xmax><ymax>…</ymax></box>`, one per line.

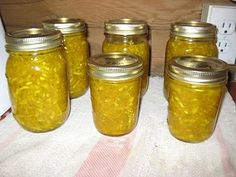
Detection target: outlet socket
<box><xmin>201</xmin><ymin>4</ymin><xmax>236</xmax><ymax>64</ymax></box>
<box><xmin>219</xmin><ymin>20</ymin><xmax>235</xmax><ymax>35</ymax></box>
<box><xmin>217</xmin><ymin>39</ymin><xmax>231</xmax><ymax>53</ymax></box>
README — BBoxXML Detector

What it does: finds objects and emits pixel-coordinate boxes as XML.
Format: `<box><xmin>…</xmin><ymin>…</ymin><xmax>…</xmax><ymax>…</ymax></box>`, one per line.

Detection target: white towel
<box><xmin>0</xmin><ymin>77</ymin><xmax>235</xmax><ymax>177</ymax></box>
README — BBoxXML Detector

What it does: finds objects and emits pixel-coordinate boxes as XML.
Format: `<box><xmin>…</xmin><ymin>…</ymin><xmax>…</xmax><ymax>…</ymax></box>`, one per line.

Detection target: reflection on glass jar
<box><xmin>102</xmin><ymin>19</ymin><xmax>149</xmax><ymax>95</ymax></box>
<box><xmin>43</xmin><ymin>18</ymin><xmax>89</xmax><ymax>99</ymax></box>
<box><xmin>164</xmin><ymin>21</ymin><xmax>218</xmax><ymax>99</ymax></box>
<box><xmin>5</xmin><ymin>28</ymin><xmax>70</xmax><ymax>132</ymax></box>
<box><xmin>88</xmin><ymin>53</ymin><xmax>143</xmax><ymax>136</ymax></box>
<box><xmin>167</xmin><ymin>56</ymin><xmax>228</xmax><ymax>143</ymax></box>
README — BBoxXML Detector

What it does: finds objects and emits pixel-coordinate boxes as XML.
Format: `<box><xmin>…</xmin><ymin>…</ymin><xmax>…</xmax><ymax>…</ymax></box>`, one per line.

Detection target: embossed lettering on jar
<box><xmin>43</xmin><ymin>18</ymin><xmax>89</xmax><ymax>98</ymax></box>
<box><xmin>88</xmin><ymin>53</ymin><xmax>143</xmax><ymax>136</ymax></box>
<box><xmin>5</xmin><ymin>28</ymin><xmax>70</xmax><ymax>132</ymax></box>
<box><xmin>167</xmin><ymin>56</ymin><xmax>228</xmax><ymax>143</ymax></box>
<box><xmin>102</xmin><ymin>19</ymin><xmax>150</xmax><ymax>95</ymax></box>
<box><xmin>164</xmin><ymin>21</ymin><xmax>218</xmax><ymax>99</ymax></box>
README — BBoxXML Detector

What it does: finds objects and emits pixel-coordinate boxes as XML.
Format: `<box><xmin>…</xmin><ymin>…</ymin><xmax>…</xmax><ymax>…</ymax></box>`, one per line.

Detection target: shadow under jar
<box><xmin>167</xmin><ymin>56</ymin><xmax>228</xmax><ymax>143</ymax></box>
<box><xmin>43</xmin><ymin>18</ymin><xmax>89</xmax><ymax>99</ymax></box>
<box><xmin>88</xmin><ymin>53</ymin><xmax>143</xmax><ymax>136</ymax></box>
<box><xmin>164</xmin><ymin>21</ymin><xmax>218</xmax><ymax>99</ymax></box>
<box><xmin>5</xmin><ymin>28</ymin><xmax>70</xmax><ymax>132</ymax></box>
<box><xmin>102</xmin><ymin>19</ymin><xmax>150</xmax><ymax>95</ymax></box>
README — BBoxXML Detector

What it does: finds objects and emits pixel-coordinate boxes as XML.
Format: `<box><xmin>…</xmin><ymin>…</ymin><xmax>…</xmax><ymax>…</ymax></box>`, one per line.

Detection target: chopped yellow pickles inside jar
<box><xmin>164</xmin><ymin>21</ymin><xmax>218</xmax><ymax>99</ymax></box>
<box><xmin>63</xmin><ymin>33</ymin><xmax>89</xmax><ymax>98</ymax></box>
<box><xmin>90</xmin><ymin>78</ymin><xmax>141</xmax><ymax>136</ymax></box>
<box><xmin>165</xmin><ymin>36</ymin><xmax>218</xmax><ymax>65</ymax></box>
<box><xmin>167</xmin><ymin>56</ymin><xmax>228</xmax><ymax>143</ymax></box>
<box><xmin>103</xmin><ymin>19</ymin><xmax>150</xmax><ymax>95</ymax></box>
<box><xmin>168</xmin><ymin>79</ymin><xmax>225</xmax><ymax>142</ymax></box>
<box><xmin>88</xmin><ymin>53</ymin><xmax>143</xmax><ymax>136</ymax></box>
<box><xmin>5</xmin><ymin>28</ymin><xmax>70</xmax><ymax>132</ymax></box>
<box><xmin>43</xmin><ymin>18</ymin><xmax>89</xmax><ymax>99</ymax></box>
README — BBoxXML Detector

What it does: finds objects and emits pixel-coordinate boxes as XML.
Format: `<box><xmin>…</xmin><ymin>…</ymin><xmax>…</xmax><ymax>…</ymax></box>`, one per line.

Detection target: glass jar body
<box><xmin>6</xmin><ymin>47</ymin><xmax>70</xmax><ymax>132</ymax></box>
<box><xmin>89</xmin><ymin>77</ymin><xmax>142</xmax><ymax>136</ymax></box>
<box><xmin>102</xmin><ymin>34</ymin><xmax>149</xmax><ymax>95</ymax></box>
<box><xmin>164</xmin><ymin>36</ymin><xmax>218</xmax><ymax>98</ymax></box>
<box><xmin>63</xmin><ymin>32</ymin><xmax>89</xmax><ymax>98</ymax></box>
<box><xmin>168</xmin><ymin>77</ymin><xmax>225</xmax><ymax>143</ymax></box>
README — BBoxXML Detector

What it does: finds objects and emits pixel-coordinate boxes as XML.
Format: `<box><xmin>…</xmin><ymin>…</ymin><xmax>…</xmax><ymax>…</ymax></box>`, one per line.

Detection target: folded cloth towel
<box><xmin>0</xmin><ymin>76</ymin><xmax>235</xmax><ymax>177</ymax></box>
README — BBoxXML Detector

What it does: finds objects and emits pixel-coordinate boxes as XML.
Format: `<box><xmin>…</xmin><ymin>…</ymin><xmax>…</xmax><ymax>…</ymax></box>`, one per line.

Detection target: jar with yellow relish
<box><xmin>167</xmin><ymin>56</ymin><xmax>228</xmax><ymax>143</ymax></box>
<box><xmin>5</xmin><ymin>28</ymin><xmax>70</xmax><ymax>132</ymax></box>
<box><xmin>164</xmin><ymin>21</ymin><xmax>218</xmax><ymax>98</ymax></box>
<box><xmin>88</xmin><ymin>53</ymin><xmax>143</xmax><ymax>136</ymax></box>
<box><xmin>102</xmin><ymin>19</ymin><xmax>149</xmax><ymax>95</ymax></box>
<box><xmin>43</xmin><ymin>17</ymin><xmax>89</xmax><ymax>98</ymax></box>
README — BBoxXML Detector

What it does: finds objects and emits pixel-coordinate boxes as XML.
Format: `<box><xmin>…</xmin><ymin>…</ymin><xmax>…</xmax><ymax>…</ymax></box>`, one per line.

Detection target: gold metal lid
<box><xmin>88</xmin><ymin>52</ymin><xmax>143</xmax><ymax>80</ymax></box>
<box><xmin>42</xmin><ymin>17</ymin><xmax>86</xmax><ymax>34</ymax></box>
<box><xmin>104</xmin><ymin>19</ymin><xmax>148</xmax><ymax>35</ymax></box>
<box><xmin>167</xmin><ymin>55</ymin><xmax>228</xmax><ymax>84</ymax></box>
<box><xmin>170</xmin><ymin>21</ymin><xmax>217</xmax><ymax>39</ymax></box>
<box><xmin>5</xmin><ymin>28</ymin><xmax>62</xmax><ymax>51</ymax></box>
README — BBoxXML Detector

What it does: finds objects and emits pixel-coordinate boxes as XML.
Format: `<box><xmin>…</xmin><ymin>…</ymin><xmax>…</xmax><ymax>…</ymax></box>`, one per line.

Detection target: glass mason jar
<box><xmin>5</xmin><ymin>28</ymin><xmax>70</xmax><ymax>132</ymax></box>
<box><xmin>102</xmin><ymin>19</ymin><xmax>149</xmax><ymax>95</ymax></box>
<box><xmin>164</xmin><ymin>21</ymin><xmax>218</xmax><ymax>98</ymax></box>
<box><xmin>167</xmin><ymin>56</ymin><xmax>228</xmax><ymax>143</ymax></box>
<box><xmin>88</xmin><ymin>53</ymin><xmax>143</xmax><ymax>136</ymax></box>
<box><xmin>43</xmin><ymin>17</ymin><xmax>89</xmax><ymax>99</ymax></box>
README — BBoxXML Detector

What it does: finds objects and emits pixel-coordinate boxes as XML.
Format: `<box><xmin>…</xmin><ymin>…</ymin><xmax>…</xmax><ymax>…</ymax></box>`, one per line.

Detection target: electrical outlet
<box><xmin>217</xmin><ymin>39</ymin><xmax>231</xmax><ymax>53</ymax></box>
<box><xmin>201</xmin><ymin>4</ymin><xmax>236</xmax><ymax>64</ymax></box>
<box><xmin>218</xmin><ymin>20</ymin><xmax>235</xmax><ymax>35</ymax></box>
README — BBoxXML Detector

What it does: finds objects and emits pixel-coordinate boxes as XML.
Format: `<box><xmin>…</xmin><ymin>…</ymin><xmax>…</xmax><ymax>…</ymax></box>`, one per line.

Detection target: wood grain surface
<box><xmin>0</xmin><ymin>0</ymin><xmax>233</xmax><ymax>75</ymax></box>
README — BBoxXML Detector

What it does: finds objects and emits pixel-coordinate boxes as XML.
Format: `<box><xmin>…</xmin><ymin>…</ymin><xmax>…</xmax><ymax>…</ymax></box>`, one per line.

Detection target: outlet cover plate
<box><xmin>201</xmin><ymin>4</ymin><xmax>236</xmax><ymax>64</ymax></box>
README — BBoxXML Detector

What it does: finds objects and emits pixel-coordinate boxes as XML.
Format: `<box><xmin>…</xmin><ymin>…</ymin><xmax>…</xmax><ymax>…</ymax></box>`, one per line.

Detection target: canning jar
<box><xmin>88</xmin><ymin>53</ymin><xmax>143</xmax><ymax>136</ymax></box>
<box><xmin>43</xmin><ymin>17</ymin><xmax>89</xmax><ymax>98</ymax></box>
<box><xmin>102</xmin><ymin>19</ymin><xmax>149</xmax><ymax>95</ymax></box>
<box><xmin>164</xmin><ymin>21</ymin><xmax>218</xmax><ymax>98</ymax></box>
<box><xmin>167</xmin><ymin>56</ymin><xmax>228</xmax><ymax>143</ymax></box>
<box><xmin>5</xmin><ymin>28</ymin><xmax>70</xmax><ymax>132</ymax></box>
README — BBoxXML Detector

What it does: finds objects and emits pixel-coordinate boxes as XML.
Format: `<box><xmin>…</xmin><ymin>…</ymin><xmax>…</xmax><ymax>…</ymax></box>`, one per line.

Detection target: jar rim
<box><xmin>88</xmin><ymin>52</ymin><xmax>143</xmax><ymax>80</ymax></box>
<box><xmin>5</xmin><ymin>28</ymin><xmax>62</xmax><ymax>51</ymax></box>
<box><xmin>104</xmin><ymin>18</ymin><xmax>148</xmax><ymax>35</ymax></box>
<box><xmin>170</xmin><ymin>21</ymin><xmax>217</xmax><ymax>39</ymax></box>
<box><xmin>42</xmin><ymin>17</ymin><xmax>86</xmax><ymax>34</ymax></box>
<box><xmin>167</xmin><ymin>55</ymin><xmax>229</xmax><ymax>84</ymax></box>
